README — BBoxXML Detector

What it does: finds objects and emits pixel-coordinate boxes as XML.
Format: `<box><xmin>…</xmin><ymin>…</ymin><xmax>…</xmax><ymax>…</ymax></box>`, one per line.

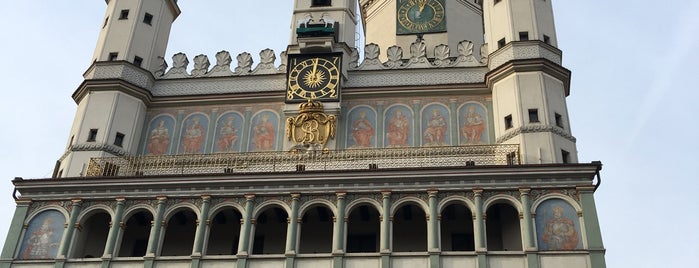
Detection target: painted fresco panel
<box><xmin>145</xmin><ymin>115</ymin><xmax>175</xmax><ymax>155</ymax></box>
<box><xmin>213</xmin><ymin>112</ymin><xmax>244</xmax><ymax>153</ymax></box>
<box><xmin>249</xmin><ymin>111</ymin><xmax>279</xmax><ymax>151</ymax></box>
<box><xmin>18</xmin><ymin>210</ymin><xmax>66</xmax><ymax>259</ymax></box>
<box><xmin>421</xmin><ymin>104</ymin><xmax>450</xmax><ymax>146</ymax></box>
<box><xmin>535</xmin><ymin>199</ymin><xmax>582</xmax><ymax>250</ymax></box>
<box><xmin>458</xmin><ymin>103</ymin><xmax>489</xmax><ymax>144</ymax></box>
<box><xmin>346</xmin><ymin>107</ymin><xmax>377</xmax><ymax>148</ymax></box>
<box><xmin>384</xmin><ymin>105</ymin><xmax>413</xmax><ymax>147</ymax></box>
<box><xmin>179</xmin><ymin>114</ymin><xmax>209</xmax><ymax>154</ymax></box>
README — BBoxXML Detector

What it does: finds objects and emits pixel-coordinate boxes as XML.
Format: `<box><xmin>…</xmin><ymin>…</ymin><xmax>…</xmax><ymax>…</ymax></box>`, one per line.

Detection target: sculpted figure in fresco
<box><xmin>461</xmin><ymin>106</ymin><xmax>486</xmax><ymax>144</ymax></box>
<box><xmin>22</xmin><ymin>218</ymin><xmax>56</xmax><ymax>259</ymax></box>
<box><xmin>217</xmin><ymin>116</ymin><xmax>239</xmax><ymax>152</ymax></box>
<box><xmin>423</xmin><ymin>108</ymin><xmax>447</xmax><ymax>145</ymax></box>
<box><xmin>182</xmin><ymin>117</ymin><xmax>205</xmax><ymax>154</ymax></box>
<box><xmin>386</xmin><ymin>110</ymin><xmax>410</xmax><ymax>146</ymax></box>
<box><xmin>253</xmin><ymin>114</ymin><xmax>275</xmax><ymax>151</ymax></box>
<box><xmin>147</xmin><ymin>120</ymin><xmax>170</xmax><ymax>155</ymax></box>
<box><xmin>542</xmin><ymin>206</ymin><xmax>579</xmax><ymax>250</ymax></box>
<box><xmin>351</xmin><ymin>110</ymin><xmax>374</xmax><ymax>148</ymax></box>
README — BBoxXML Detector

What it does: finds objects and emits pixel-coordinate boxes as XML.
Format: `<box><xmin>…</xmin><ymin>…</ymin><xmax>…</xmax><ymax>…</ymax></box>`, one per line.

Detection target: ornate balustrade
<box><xmin>86</xmin><ymin>144</ymin><xmax>520</xmax><ymax>177</ymax></box>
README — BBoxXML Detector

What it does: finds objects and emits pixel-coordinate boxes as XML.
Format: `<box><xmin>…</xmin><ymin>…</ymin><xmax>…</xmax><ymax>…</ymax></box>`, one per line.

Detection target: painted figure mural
<box><xmin>180</xmin><ymin>115</ymin><xmax>208</xmax><ymax>154</ymax></box>
<box><xmin>146</xmin><ymin>116</ymin><xmax>174</xmax><ymax>155</ymax></box>
<box><xmin>385</xmin><ymin>106</ymin><xmax>412</xmax><ymax>147</ymax></box>
<box><xmin>422</xmin><ymin>107</ymin><xmax>448</xmax><ymax>146</ymax></box>
<box><xmin>459</xmin><ymin>104</ymin><xmax>488</xmax><ymax>144</ymax></box>
<box><xmin>215</xmin><ymin>113</ymin><xmax>242</xmax><ymax>152</ymax></box>
<box><xmin>536</xmin><ymin>199</ymin><xmax>582</xmax><ymax>251</ymax></box>
<box><xmin>250</xmin><ymin>112</ymin><xmax>277</xmax><ymax>151</ymax></box>
<box><xmin>348</xmin><ymin>108</ymin><xmax>375</xmax><ymax>148</ymax></box>
<box><xmin>18</xmin><ymin>210</ymin><xmax>65</xmax><ymax>260</ymax></box>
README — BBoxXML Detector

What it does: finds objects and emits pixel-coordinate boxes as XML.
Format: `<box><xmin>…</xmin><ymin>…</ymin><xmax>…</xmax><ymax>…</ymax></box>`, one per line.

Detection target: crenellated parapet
<box><xmin>156</xmin><ymin>39</ymin><xmax>487</xmax><ymax>80</ymax></box>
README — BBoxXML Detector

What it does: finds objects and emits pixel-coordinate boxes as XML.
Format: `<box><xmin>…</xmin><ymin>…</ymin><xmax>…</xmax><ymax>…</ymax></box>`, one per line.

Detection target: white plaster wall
<box><xmin>110</xmin><ymin>259</ymin><xmax>146</xmax><ymax>268</ymax></box>
<box><xmin>109</xmin><ymin>93</ymin><xmax>147</xmax><ymax>154</ymax></box>
<box><xmin>492</xmin><ymin>75</ymin><xmax>519</xmax><ymax>135</ymax></box>
<box><xmin>392</xmin><ymin>255</ymin><xmax>428</xmax><ymax>268</ymax></box>
<box><xmin>540</xmin><ymin>255</ymin><xmax>589</xmax><ymax>268</ymax></box>
<box><xmin>441</xmin><ymin>255</ymin><xmax>477</xmax><ymax>268</ymax></box>
<box><xmin>247</xmin><ymin>258</ymin><xmax>285</xmax><ymax>268</ymax></box>
<box><xmin>344</xmin><ymin>256</ymin><xmax>380</xmax><ymax>268</ymax></box>
<box><xmin>201</xmin><ymin>259</ymin><xmax>238</xmax><ymax>268</ymax></box>
<box><xmin>12</xmin><ymin>264</ymin><xmax>54</xmax><ymax>268</ymax></box>
<box><xmin>295</xmin><ymin>257</ymin><xmax>333</xmax><ymax>267</ymax></box>
<box><xmin>63</xmin><ymin>262</ymin><xmax>101</xmax><ymax>268</ymax></box>
<box><xmin>488</xmin><ymin>255</ymin><xmax>525</xmax><ymax>268</ymax></box>
<box><xmin>95</xmin><ymin>0</ymin><xmax>142</xmax><ymax>62</ymax></box>
<box><xmin>483</xmin><ymin>0</ymin><xmax>511</xmax><ymax>53</ymax></box>
<box><xmin>533</xmin><ymin>0</ymin><xmax>557</xmax><ymax>46</ymax></box>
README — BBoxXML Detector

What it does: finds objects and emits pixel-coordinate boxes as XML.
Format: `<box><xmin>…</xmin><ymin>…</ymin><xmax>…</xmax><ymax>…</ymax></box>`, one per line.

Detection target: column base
<box><xmin>429</xmin><ymin>253</ymin><xmax>440</xmax><ymax>268</ymax></box>
<box><xmin>380</xmin><ymin>254</ymin><xmax>391</xmax><ymax>268</ymax></box>
<box><xmin>333</xmin><ymin>255</ymin><xmax>344</xmax><ymax>268</ymax></box>
<box><xmin>285</xmin><ymin>256</ymin><xmax>295</xmax><ymax>268</ymax></box>
<box><xmin>526</xmin><ymin>252</ymin><xmax>539</xmax><ymax>268</ymax></box>
<box><xmin>476</xmin><ymin>252</ymin><xmax>487</xmax><ymax>268</ymax></box>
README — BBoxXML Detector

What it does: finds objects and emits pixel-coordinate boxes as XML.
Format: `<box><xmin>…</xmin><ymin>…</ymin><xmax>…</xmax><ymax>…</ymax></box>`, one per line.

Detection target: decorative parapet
<box><xmin>156</xmin><ymin>39</ymin><xmax>486</xmax><ymax>81</ymax></box>
<box><xmin>488</xmin><ymin>41</ymin><xmax>563</xmax><ymax>69</ymax></box>
<box><xmin>85</xmin><ymin>144</ymin><xmax>520</xmax><ymax>177</ymax></box>
<box><xmin>83</xmin><ymin>61</ymin><xmax>155</xmax><ymax>90</ymax></box>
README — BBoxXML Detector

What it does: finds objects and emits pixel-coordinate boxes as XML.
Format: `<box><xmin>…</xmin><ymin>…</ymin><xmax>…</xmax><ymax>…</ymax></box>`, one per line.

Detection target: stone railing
<box><xmin>85</xmin><ymin>144</ymin><xmax>520</xmax><ymax>177</ymax></box>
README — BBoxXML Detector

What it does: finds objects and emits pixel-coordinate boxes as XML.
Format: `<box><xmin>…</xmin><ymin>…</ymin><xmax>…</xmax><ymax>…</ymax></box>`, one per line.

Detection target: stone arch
<box><xmin>70</xmin><ymin>207</ymin><xmax>112</xmax><ymax>258</ymax></box>
<box><xmin>484</xmin><ymin>195</ymin><xmax>522</xmax><ymax>251</ymax></box>
<box><xmin>298</xmin><ymin>201</ymin><xmax>336</xmax><ymax>253</ymax></box>
<box><xmin>391</xmin><ymin>197</ymin><xmax>429</xmax><ymax>252</ymax></box>
<box><xmin>160</xmin><ymin>205</ymin><xmax>199</xmax><ymax>256</ymax></box>
<box><xmin>116</xmin><ymin>208</ymin><xmax>153</xmax><ymax>257</ymax></box>
<box><xmin>251</xmin><ymin>202</ymin><xmax>289</xmax><ymax>254</ymax></box>
<box><xmin>345</xmin><ymin>199</ymin><xmax>381</xmax><ymax>253</ymax></box>
<box><xmin>390</xmin><ymin>196</ymin><xmax>429</xmax><ymax>216</ymax></box>
<box><xmin>439</xmin><ymin>196</ymin><xmax>476</xmax><ymax>251</ymax></box>
<box><xmin>345</xmin><ymin>197</ymin><xmax>383</xmax><ymax>216</ymax></box>
<box><xmin>205</xmin><ymin>204</ymin><xmax>244</xmax><ymax>255</ymax></box>
<box><xmin>24</xmin><ymin>206</ymin><xmax>70</xmax><ymax>225</ymax></box>
<box><xmin>531</xmin><ymin>194</ymin><xmax>582</xmax><ymax>213</ymax></box>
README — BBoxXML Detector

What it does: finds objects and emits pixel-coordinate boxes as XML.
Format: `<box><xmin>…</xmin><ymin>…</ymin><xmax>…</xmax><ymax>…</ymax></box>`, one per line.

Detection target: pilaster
<box><xmin>0</xmin><ymin>200</ymin><xmax>31</xmax><ymax>262</ymax></box>
<box><xmin>236</xmin><ymin>194</ymin><xmax>255</xmax><ymax>268</ymax></box>
<box><xmin>191</xmin><ymin>195</ymin><xmax>212</xmax><ymax>268</ymax></box>
<box><xmin>578</xmin><ymin>186</ymin><xmax>606</xmax><ymax>268</ymax></box>
<box><xmin>380</xmin><ymin>191</ymin><xmax>391</xmax><ymax>268</ymax></box>
<box><xmin>144</xmin><ymin>196</ymin><xmax>167</xmax><ymax>268</ymax></box>
<box><xmin>332</xmin><ymin>192</ymin><xmax>347</xmax><ymax>256</ymax></box>
<box><xmin>101</xmin><ymin>198</ymin><xmax>125</xmax><ymax>268</ymax></box>
<box><xmin>473</xmin><ymin>189</ymin><xmax>487</xmax><ymax>268</ymax></box>
<box><xmin>285</xmin><ymin>193</ymin><xmax>301</xmax><ymax>268</ymax></box>
<box><xmin>55</xmin><ymin>199</ymin><xmax>82</xmax><ymax>268</ymax></box>
<box><xmin>519</xmin><ymin>188</ymin><xmax>539</xmax><ymax>268</ymax></box>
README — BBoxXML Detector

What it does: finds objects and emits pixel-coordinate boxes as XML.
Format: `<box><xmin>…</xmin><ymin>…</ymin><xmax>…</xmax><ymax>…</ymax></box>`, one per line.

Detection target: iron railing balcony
<box><xmin>85</xmin><ymin>144</ymin><xmax>520</xmax><ymax>177</ymax></box>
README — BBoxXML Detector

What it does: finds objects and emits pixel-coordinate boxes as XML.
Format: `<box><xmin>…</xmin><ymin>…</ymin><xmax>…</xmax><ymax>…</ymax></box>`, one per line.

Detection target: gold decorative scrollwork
<box><xmin>286</xmin><ymin>100</ymin><xmax>337</xmax><ymax>152</ymax></box>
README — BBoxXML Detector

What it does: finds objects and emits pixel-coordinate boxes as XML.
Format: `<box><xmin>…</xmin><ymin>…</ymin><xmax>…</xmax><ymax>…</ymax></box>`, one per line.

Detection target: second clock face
<box><xmin>396</xmin><ymin>0</ymin><xmax>446</xmax><ymax>35</ymax></box>
<box><xmin>287</xmin><ymin>54</ymin><xmax>341</xmax><ymax>102</ymax></box>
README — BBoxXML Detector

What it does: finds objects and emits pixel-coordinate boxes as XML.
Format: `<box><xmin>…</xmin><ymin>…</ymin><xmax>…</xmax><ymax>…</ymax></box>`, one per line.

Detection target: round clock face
<box><xmin>287</xmin><ymin>57</ymin><xmax>340</xmax><ymax>100</ymax></box>
<box><xmin>397</xmin><ymin>0</ymin><xmax>446</xmax><ymax>34</ymax></box>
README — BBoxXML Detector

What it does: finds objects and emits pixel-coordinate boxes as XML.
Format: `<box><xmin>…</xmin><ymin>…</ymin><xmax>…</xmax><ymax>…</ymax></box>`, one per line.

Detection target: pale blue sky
<box><xmin>0</xmin><ymin>1</ymin><xmax>697</xmax><ymax>267</ymax></box>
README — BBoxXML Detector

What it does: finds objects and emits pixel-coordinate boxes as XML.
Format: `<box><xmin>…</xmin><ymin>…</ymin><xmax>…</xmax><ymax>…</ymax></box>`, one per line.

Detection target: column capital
<box><xmin>519</xmin><ymin>188</ymin><xmax>531</xmax><ymax>195</ymax></box>
<box><xmin>291</xmin><ymin>193</ymin><xmax>301</xmax><ymax>199</ymax></box>
<box><xmin>336</xmin><ymin>192</ymin><xmax>347</xmax><ymax>199</ymax></box>
<box><xmin>473</xmin><ymin>189</ymin><xmax>484</xmax><ymax>196</ymax></box>
<box><xmin>115</xmin><ymin>197</ymin><xmax>126</xmax><ymax>203</ymax></box>
<box><xmin>381</xmin><ymin>191</ymin><xmax>392</xmax><ymax>198</ymax></box>
<box><xmin>15</xmin><ymin>199</ymin><xmax>32</xmax><ymax>206</ymax></box>
<box><xmin>427</xmin><ymin>190</ymin><xmax>439</xmax><ymax>197</ymax></box>
<box><xmin>576</xmin><ymin>186</ymin><xmax>596</xmax><ymax>193</ymax></box>
<box><xmin>71</xmin><ymin>199</ymin><xmax>83</xmax><ymax>206</ymax></box>
<box><xmin>156</xmin><ymin>196</ymin><xmax>168</xmax><ymax>202</ymax></box>
<box><xmin>244</xmin><ymin>194</ymin><xmax>256</xmax><ymax>200</ymax></box>
<box><xmin>201</xmin><ymin>195</ymin><xmax>212</xmax><ymax>201</ymax></box>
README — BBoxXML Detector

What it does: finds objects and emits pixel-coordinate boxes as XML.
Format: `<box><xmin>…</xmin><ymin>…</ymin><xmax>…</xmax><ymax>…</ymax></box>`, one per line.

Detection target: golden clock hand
<box><xmin>312</xmin><ymin>58</ymin><xmax>319</xmax><ymax>78</ymax></box>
